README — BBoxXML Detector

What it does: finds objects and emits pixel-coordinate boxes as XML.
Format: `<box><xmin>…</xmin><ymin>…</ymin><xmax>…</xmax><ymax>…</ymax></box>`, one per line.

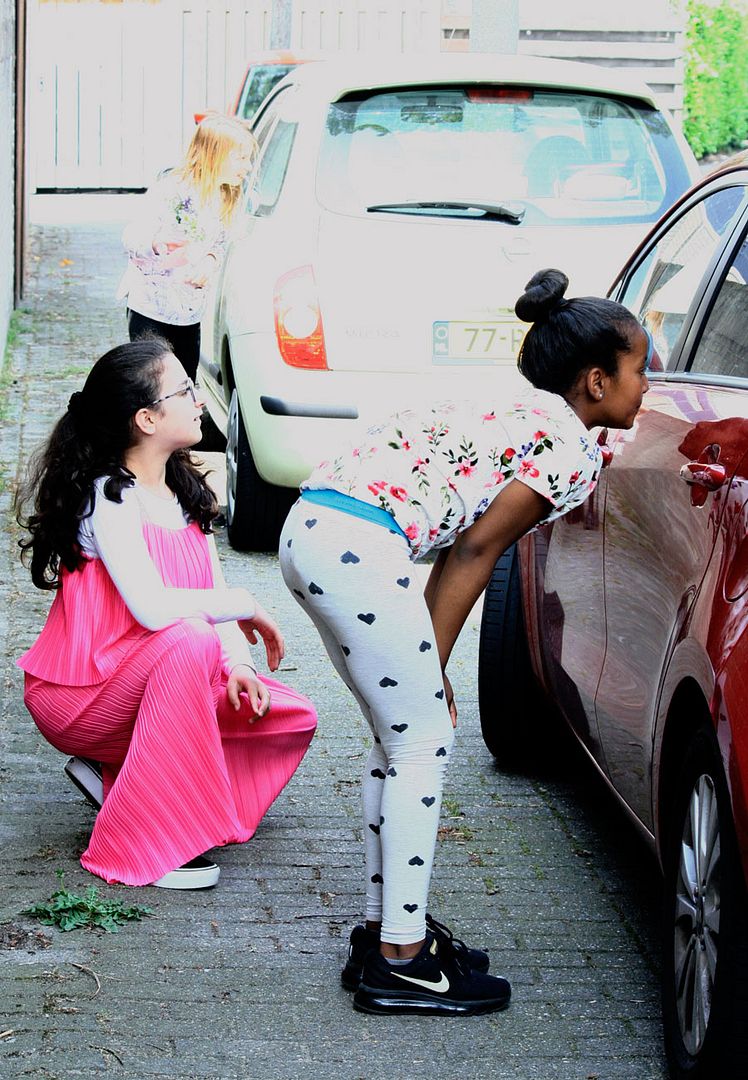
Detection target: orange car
<box><xmin>194</xmin><ymin>50</ymin><xmax>320</xmax><ymax>124</ymax></box>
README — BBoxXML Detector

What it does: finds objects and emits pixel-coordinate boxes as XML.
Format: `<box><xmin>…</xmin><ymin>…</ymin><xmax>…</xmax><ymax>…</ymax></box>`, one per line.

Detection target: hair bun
<box><xmin>515</xmin><ymin>268</ymin><xmax>569</xmax><ymax>323</ymax></box>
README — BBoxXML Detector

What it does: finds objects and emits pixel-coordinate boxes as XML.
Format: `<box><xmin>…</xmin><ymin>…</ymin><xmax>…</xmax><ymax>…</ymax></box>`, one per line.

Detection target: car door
<box><xmin>199</xmin><ymin>89</ymin><xmax>295</xmax><ymax>419</ymax></box>
<box><xmin>594</xmin><ymin>175</ymin><xmax>748</xmax><ymax>828</ymax></box>
<box><xmin>528</xmin><ymin>473</ymin><xmax>610</xmax><ymax>758</ymax></box>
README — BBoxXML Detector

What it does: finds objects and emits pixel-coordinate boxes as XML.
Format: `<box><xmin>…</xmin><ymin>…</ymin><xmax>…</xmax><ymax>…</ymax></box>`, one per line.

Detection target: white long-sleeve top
<box><xmin>78</xmin><ymin>479</ymin><xmax>254</xmax><ymax>672</ymax></box>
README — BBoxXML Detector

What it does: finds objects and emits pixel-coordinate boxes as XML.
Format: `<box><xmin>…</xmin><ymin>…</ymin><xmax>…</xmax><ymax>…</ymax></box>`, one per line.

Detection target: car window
<box><xmin>238</xmin><ymin>64</ymin><xmax>296</xmax><ymax>120</ymax></box>
<box><xmin>253</xmin><ymin>111</ymin><xmax>278</xmax><ymax>153</ymax></box>
<box><xmin>316</xmin><ymin>87</ymin><xmax>691</xmax><ymax>226</ymax></box>
<box><xmin>689</xmin><ymin>224</ymin><xmax>748</xmax><ymax>380</ymax></box>
<box><xmin>248</xmin><ymin>119</ymin><xmax>297</xmax><ymax>217</ymax></box>
<box><xmin>616</xmin><ymin>186</ymin><xmax>748</xmax><ymax>370</ymax></box>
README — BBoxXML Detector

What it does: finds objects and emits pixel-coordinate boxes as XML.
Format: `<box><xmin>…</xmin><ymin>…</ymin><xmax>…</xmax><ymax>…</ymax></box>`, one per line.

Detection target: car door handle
<box><xmin>679</xmin><ymin>461</ymin><xmax>727</xmax><ymax>490</ymax></box>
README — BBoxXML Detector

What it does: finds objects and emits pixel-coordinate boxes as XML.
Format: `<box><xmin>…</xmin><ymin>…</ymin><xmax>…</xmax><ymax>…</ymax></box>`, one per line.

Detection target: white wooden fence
<box><xmin>30</xmin><ymin>0</ymin><xmax>441</xmax><ymax>190</ymax></box>
<box><xmin>517</xmin><ymin>0</ymin><xmax>686</xmax><ymax>121</ymax></box>
<box><xmin>29</xmin><ymin>0</ymin><xmax>687</xmax><ymax>192</ymax></box>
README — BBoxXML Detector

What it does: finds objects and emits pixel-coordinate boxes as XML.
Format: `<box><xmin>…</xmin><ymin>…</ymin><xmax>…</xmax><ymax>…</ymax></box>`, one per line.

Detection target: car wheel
<box><xmin>196</xmin><ymin>389</ymin><xmax>226</xmax><ymax>452</ymax></box>
<box><xmin>225</xmin><ymin>389</ymin><xmax>296</xmax><ymax>552</ymax></box>
<box><xmin>478</xmin><ymin>543</ymin><xmax>545</xmax><ymax>762</ymax></box>
<box><xmin>662</xmin><ymin>727</ymin><xmax>748</xmax><ymax>1079</ymax></box>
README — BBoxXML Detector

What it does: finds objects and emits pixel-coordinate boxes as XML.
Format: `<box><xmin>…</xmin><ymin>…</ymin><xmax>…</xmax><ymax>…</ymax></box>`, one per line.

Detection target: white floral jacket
<box><xmin>303</xmin><ymin>389</ymin><xmax>602</xmax><ymax>559</ymax></box>
<box><xmin>117</xmin><ymin>174</ymin><xmax>228</xmax><ymax>326</ymax></box>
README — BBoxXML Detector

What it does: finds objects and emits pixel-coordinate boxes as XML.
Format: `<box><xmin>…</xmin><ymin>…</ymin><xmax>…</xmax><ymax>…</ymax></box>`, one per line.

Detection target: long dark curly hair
<box><xmin>15</xmin><ymin>337</ymin><xmax>218</xmax><ymax>590</ymax></box>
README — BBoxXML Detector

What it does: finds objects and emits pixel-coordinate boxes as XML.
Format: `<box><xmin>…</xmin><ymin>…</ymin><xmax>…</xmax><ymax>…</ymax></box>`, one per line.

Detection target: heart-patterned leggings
<box><xmin>280</xmin><ymin>500</ymin><xmax>455</xmax><ymax>945</ymax></box>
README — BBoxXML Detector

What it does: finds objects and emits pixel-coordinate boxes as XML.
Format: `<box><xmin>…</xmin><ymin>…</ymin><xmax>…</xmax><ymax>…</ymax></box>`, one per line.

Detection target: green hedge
<box><xmin>684</xmin><ymin>0</ymin><xmax>748</xmax><ymax>158</ymax></box>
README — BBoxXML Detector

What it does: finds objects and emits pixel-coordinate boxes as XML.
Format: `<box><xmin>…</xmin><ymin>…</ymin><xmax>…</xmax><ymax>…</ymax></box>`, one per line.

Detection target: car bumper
<box><xmin>229</xmin><ymin>333</ymin><xmax>529</xmax><ymax>488</ymax></box>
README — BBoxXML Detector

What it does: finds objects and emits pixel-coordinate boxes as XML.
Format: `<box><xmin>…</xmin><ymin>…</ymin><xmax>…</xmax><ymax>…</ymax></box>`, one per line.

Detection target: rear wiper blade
<box><xmin>366</xmin><ymin>200</ymin><xmax>525</xmax><ymax>223</ymax></box>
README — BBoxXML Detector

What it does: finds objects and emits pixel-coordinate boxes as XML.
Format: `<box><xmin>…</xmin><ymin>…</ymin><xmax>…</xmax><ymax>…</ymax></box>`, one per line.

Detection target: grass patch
<box><xmin>442</xmin><ymin>796</ymin><xmax>464</xmax><ymax>818</ymax></box>
<box><xmin>0</xmin><ymin>307</ymin><xmax>33</xmax><ymax>422</ymax></box>
<box><xmin>437</xmin><ymin>823</ymin><xmax>474</xmax><ymax>843</ymax></box>
<box><xmin>39</xmin><ymin>364</ymin><xmax>90</xmax><ymax>380</ymax></box>
<box><xmin>4</xmin><ymin>307</ymin><xmax>32</xmax><ymax>355</ymax></box>
<box><xmin>22</xmin><ymin>871</ymin><xmax>154</xmax><ymax>933</ymax></box>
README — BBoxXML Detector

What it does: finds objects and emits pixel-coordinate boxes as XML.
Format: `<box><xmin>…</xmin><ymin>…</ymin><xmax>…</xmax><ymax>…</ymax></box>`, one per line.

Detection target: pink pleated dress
<box><xmin>18</xmin><ymin>519</ymin><xmax>317</xmax><ymax>886</ymax></box>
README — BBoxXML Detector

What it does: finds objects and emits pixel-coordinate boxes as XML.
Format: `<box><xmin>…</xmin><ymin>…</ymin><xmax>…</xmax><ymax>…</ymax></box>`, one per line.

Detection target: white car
<box><xmin>199</xmin><ymin>54</ymin><xmax>698</xmax><ymax>550</ymax></box>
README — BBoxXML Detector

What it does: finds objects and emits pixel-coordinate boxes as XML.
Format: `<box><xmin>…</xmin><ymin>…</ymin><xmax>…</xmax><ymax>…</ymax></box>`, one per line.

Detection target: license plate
<box><xmin>432</xmin><ymin>317</ymin><xmax>526</xmax><ymax>365</ymax></box>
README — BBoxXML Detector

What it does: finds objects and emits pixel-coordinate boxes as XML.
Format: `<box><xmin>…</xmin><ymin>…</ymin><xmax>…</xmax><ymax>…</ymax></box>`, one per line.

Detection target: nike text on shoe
<box><xmin>353</xmin><ymin>933</ymin><xmax>510</xmax><ymax>1016</ymax></box>
<box><xmin>341</xmin><ymin>915</ymin><xmax>489</xmax><ymax>991</ymax></box>
<box><xmin>151</xmin><ymin>855</ymin><xmax>220</xmax><ymax>890</ymax></box>
<box><xmin>64</xmin><ymin>756</ymin><xmax>104</xmax><ymax>810</ymax></box>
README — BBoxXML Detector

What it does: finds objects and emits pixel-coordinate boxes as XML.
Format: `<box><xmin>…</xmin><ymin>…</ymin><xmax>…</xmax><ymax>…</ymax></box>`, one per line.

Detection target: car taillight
<box><xmin>273</xmin><ymin>265</ymin><xmax>328</xmax><ymax>370</ymax></box>
<box><xmin>466</xmin><ymin>87</ymin><xmax>534</xmax><ymax>103</ymax></box>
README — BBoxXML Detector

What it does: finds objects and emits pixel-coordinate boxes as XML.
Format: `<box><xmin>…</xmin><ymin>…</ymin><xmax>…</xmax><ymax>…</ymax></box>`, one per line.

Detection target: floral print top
<box><xmin>303</xmin><ymin>389</ymin><xmax>602</xmax><ymax>560</ymax></box>
<box><xmin>117</xmin><ymin>174</ymin><xmax>228</xmax><ymax>326</ymax></box>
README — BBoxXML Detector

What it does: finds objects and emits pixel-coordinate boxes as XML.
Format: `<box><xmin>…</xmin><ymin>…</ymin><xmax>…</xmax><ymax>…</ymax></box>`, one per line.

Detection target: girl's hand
<box><xmin>238</xmin><ymin>604</ymin><xmax>285</xmax><ymax>671</ymax></box>
<box><xmin>227</xmin><ymin>664</ymin><xmax>270</xmax><ymax>719</ymax></box>
<box><xmin>443</xmin><ymin>672</ymin><xmax>458</xmax><ymax>728</ymax></box>
<box><xmin>152</xmin><ymin>236</ymin><xmax>187</xmax><ymax>260</ymax></box>
<box><xmin>185</xmin><ymin>253</ymin><xmax>218</xmax><ymax>289</ymax></box>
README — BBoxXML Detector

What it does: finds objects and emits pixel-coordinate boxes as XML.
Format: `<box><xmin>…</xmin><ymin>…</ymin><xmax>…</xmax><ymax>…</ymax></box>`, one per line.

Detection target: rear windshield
<box><xmin>316</xmin><ymin>86</ymin><xmax>691</xmax><ymax>226</ymax></box>
<box><xmin>238</xmin><ymin>64</ymin><xmax>296</xmax><ymax>119</ymax></box>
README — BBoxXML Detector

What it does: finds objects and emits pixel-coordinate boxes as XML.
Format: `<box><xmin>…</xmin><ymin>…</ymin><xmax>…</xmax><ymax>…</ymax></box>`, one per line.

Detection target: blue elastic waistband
<box><xmin>300</xmin><ymin>489</ymin><xmax>407</xmax><ymax>540</ymax></box>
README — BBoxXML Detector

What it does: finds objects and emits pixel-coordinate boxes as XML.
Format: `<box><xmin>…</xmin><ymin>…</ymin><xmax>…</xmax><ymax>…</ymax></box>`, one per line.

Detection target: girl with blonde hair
<box><xmin>118</xmin><ymin>113</ymin><xmax>257</xmax><ymax>381</ymax></box>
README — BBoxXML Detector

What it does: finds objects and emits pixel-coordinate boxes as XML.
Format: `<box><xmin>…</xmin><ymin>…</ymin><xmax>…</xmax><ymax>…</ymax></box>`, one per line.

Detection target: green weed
<box><xmin>22</xmin><ymin>871</ymin><xmax>154</xmax><ymax>933</ymax></box>
<box><xmin>5</xmin><ymin>308</ymin><xmax>30</xmax><ymax>348</ymax></box>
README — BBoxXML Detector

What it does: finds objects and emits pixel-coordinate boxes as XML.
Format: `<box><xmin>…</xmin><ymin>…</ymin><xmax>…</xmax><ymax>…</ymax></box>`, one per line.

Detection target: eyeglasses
<box><xmin>148</xmin><ymin>378</ymin><xmax>198</xmax><ymax>408</ymax></box>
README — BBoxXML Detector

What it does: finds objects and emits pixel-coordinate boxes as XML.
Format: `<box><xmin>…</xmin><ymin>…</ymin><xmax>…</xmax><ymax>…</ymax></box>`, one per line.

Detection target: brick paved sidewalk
<box><xmin>1</xmin><ymin>211</ymin><xmax>669</xmax><ymax>1080</ymax></box>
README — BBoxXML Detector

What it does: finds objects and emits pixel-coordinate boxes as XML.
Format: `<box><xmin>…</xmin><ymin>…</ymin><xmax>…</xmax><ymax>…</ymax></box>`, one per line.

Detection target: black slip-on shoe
<box><xmin>151</xmin><ymin>855</ymin><xmax>220</xmax><ymax>890</ymax></box>
<box><xmin>64</xmin><ymin>756</ymin><xmax>104</xmax><ymax>810</ymax></box>
<box><xmin>353</xmin><ymin>933</ymin><xmax>510</xmax><ymax>1016</ymax></box>
<box><xmin>341</xmin><ymin>915</ymin><xmax>490</xmax><ymax>991</ymax></box>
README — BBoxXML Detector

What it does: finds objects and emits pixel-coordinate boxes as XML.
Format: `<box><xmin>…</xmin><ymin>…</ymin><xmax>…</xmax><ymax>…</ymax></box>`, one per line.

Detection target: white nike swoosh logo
<box><xmin>391</xmin><ymin>971</ymin><xmax>450</xmax><ymax>993</ymax></box>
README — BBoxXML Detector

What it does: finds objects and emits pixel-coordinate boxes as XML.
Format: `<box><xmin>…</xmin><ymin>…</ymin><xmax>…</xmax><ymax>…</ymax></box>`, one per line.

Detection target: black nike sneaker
<box><xmin>353</xmin><ymin>932</ymin><xmax>510</xmax><ymax>1016</ymax></box>
<box><xmin>341</xmin><ymin>915</ymin><xmax>490</xmax><ymax>991</ymax></box>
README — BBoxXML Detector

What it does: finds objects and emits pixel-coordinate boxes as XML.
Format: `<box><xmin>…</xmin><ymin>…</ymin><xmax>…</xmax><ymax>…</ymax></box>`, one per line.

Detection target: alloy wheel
<box><xmin>672</xmin><ymin>773</ymin><xmax>721</xmax><ymax>1056</ymax></box>
<box><xmin>225</xmin><ymin>391</ymin><xmax>239</xmax><ymax>525</ymax></box>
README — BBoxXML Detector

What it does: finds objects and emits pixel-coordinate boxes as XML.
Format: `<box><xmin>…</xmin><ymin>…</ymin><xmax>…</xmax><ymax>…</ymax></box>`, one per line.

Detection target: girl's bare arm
<box><xmin>428</xmin><ymin>480</ymin><xmax>548</xmax><ymax>673</ymax></box>
<box><xmin>424</xmin><ymin>548</ymin><xmax>450</xmax><ymax>613</ymax></box>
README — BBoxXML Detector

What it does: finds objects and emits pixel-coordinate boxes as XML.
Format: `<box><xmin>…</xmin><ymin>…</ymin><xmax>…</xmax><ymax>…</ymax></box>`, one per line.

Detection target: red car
<box><xmin>194</xmin><ymin>50</ymin><xmax>320</xmax><ymax>125</ymax></box>
<box><xmin>479</xmin><ymin>162</ymin><xmax>748</xmax><ymax>1080</ymax></box>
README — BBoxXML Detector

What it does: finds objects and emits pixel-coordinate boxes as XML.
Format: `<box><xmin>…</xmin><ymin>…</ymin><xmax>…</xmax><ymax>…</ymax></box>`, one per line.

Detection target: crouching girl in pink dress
<box><xmin>15</xmin><ymin>337</ymin><xmax>316</xmax><ymax>890</ymax></box>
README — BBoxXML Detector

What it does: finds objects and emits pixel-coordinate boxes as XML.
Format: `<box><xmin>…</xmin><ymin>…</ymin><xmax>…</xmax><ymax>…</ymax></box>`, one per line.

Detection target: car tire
<box><xmin>661</xmin><ymin>726</ymin><xmax>748</xmax><ymax>1079</ymax></box>
<box><xmin>478</xmin><ymin>543</ymin><xmax>545</xmax><ymax>762</ymax></box>
<box><xmin>225</xmin><ymin>389</ymin><xmax>296</xmax><ymax>552</ymax></box>
<box><xmin>197</xmin><ymin>392</ymin><xmax>227</xmax><ymax>452</ymax></box>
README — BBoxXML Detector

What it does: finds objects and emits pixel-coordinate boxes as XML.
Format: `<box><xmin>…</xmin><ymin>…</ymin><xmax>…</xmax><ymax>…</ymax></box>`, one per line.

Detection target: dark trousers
<box><xmin>127</xmin><ymin>310</ymin><xmax>201</xmax><ymax>383</ymax></box>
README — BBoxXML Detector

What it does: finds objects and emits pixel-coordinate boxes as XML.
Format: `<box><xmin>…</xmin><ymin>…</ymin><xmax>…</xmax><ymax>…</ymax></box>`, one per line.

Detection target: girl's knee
<box><xmin>160</xmin><ymin>619</ymin><xmax>221</xmax><ymax>668</ymax></box>
<box><xmin>268</xmin><ymin>683</ymin><xmax>318</xmax><ymax>733</ymax></box>
<box><xmin>384</xmin><ymin>724</ymin><xmax>455</xmax><ymax>766</ymax></box>
<box><xmin>291</xmin><ymin>694</ymin><xmax>318</xmax><ymax>734</ymax></box>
